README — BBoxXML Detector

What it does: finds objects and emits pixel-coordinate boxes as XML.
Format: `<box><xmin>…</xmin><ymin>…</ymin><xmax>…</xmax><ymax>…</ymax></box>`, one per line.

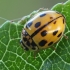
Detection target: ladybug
<box><xmin>20</xmin><ymin>10</ymin><xmax>65</xmax><ymax>51</ymax></box>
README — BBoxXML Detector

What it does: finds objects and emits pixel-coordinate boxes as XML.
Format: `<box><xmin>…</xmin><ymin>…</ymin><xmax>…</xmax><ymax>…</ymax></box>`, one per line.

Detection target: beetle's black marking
<box><xmin>32</xmin><ymin>47</ymin><xmax>36</xmax><ymax>50</ymax></box>
<box><xmin>50</xmin><ymin>17</ymin><xmax>53</xmax><ymax>19</ymax></box>
<box><xmin>23</xmin><ymin>37</ymin><xmax>27</xmax><ymax>41</ymax></box>
<box><xmin>48</xmin><ymin>42</ymin><xmax>53</xmax><ymax>46</ymax></box>
<box><xmin>41</xmin><ymin>30</ymin><xmax>47</xmax><ymax>37</ymax></box>
<box><xmin>31</xmin><ymin>16</ymin><xmax>63</xmax><ymax>38</ymax></box>
<box><xmin>35</xmin><ymin>22</ymin><xmax>41</xmax><ymax>28</ymax></box>
<box><xmin>20</xmin><ymin>40</ymin><xmax>29</xmax><ymax>51</ymax></box>
<box><xmin>40</xmin><ymin>13</ymin><xmax>46</xmax><ymax>17</ymax></box>
<box><xmin>31</xmin><ymin>41</ymin><xmax>36</xmax><ymax>46</ymax></box>
<box><xmin>53</xmin><ymin>21</ymin><xmax>56</xmax><ymax>24</ymax></box>
<box><xmin>57</xmin><ymin>32</ymin><xmax>62</xmax><ymax>37</ymax></box>
<box><xmin>39</xmin><ymin>40</ymin><xmax>47</xmax><ymax>46</ymax></box>
<box><xmin>26</xmin><ymin>21</ymin><xmax>33</xmax><ymax>28</ymax></box>
<box><xmin>26</xmin><ymin>41</ymin><xmax>30</xmax><ymax>46</ymax></box>
<box><xmin>31</xmin><ymin>40</ymin><xmax>39</xmax><ymax>50</ymax></box>
<box><xmin>56</xmin><ymin>11</ymin><xmax>65</xmax><ymax>19</ymax></box>
<box><xmin>53</xmin><ymin>30</ymin><xmax>58</xmax><ymax>36</ymax></box>
<box><xmin>63</xmin><ymin>19</ymin><xmax>65</xmax><ymax>24</ymax></box>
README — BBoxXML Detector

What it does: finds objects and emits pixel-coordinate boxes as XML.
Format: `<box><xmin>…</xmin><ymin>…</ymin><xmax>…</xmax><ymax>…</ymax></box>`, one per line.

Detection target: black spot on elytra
<box><xmin>26</xmin><ymin>21</ymin><xmax>33</xmax><ymax>28</ymax></box>
<box><xmin>26</xmin><ymin>41</ymin><xmax>30</xmax><ymax>46</ymax></box>
<box><xmin>35</xmin><ymin>22</ymin><xmax>41</xmax><ymax>28</ymax></box>
<box><xmin>39</xmin><ymin>40</ymin><xmax>47</xmax><ymax>46</ymax></box>
<box><xmin>31</xmin><ymin>15</ymin><xmax>62</xmax><ymax>38</ymax></box>
<box><xmin>31</xmin><ymin>41</ymin><xmax>36</xmax><ymax>46</ymax></box>
<box><xmin>57</xmin><ymin>32</ymin><xmax>62</xmax><ymax>37</ymax></box>
<box><xmin>41</xmin><ymin>30</ymin><xmax>47</xmax><ymax>37</ymax></box>
<box><xmin>53</xmin><ymin>30</ymin><xmax>58</xmax><ymax>36</ymax></box>
<box><xmin>40</xmin><ymin>13</ymin><xmax>46</xmax><ymax>17</ymax></box>
<box><xmin>63</xmin><ymin>19</ymin><xmax>65</xmax><ymax>24</ymax></box>
<box><xmin>50</xmin><ymin>17</ymin><xmax>53</xmax><ymax>19</ymax></box>
<box><xmin>48</xmin><ymin>42</ymin><xmax>53</xmax><ymax>46</ymax></box>
<box><xmin>53</xmin><ymin>21</ymin><xmax>56</xmax><ymax>24</ymax></box>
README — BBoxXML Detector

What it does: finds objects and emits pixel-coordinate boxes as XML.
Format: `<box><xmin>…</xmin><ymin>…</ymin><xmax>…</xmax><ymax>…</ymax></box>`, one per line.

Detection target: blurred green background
<box><xmin>0</xmin><ymin>0</ymin><xmax>67</xmax><ymax>25</ymax></box>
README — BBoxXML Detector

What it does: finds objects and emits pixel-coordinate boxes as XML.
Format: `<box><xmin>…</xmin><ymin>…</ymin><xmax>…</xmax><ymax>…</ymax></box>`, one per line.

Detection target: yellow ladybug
<box><xmin>20</xmin><ymin>10</ymin><xmax>65</xmax><ymax>51</ymax></box>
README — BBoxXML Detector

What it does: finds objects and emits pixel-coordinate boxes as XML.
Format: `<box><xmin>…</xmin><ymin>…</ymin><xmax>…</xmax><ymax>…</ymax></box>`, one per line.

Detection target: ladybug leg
<box><xmin>20</xmin><ymin>40</ymin><xmax>29</xmax><ymax>51</ymax></box>
<box><xmin>50</xmin><ymin>46</ymin><xmax>56</xmax><ymax>50</ymax></box>
<box><xmin>38</xmin><ymin>8</ymin><xmax>48</xmax><ymax>12</ymax></box>
<box><xmin>63</xmin><ymin>34</ymin><xmax>68</xmax><ymax>39</ymax></box>
<box><xmin>33</xmin><ymin>50</ymin><xmax>40</xmax><ymax>58</ymax></box>
<box><xmin>29</xmin><ymin>8</ymin><xmax>48</xmax><ymax>18</ymax></box>
<box><xmin>18</xmin><ymin>16</ymin><xmax>28</xmax><ymax>25</ymax></box>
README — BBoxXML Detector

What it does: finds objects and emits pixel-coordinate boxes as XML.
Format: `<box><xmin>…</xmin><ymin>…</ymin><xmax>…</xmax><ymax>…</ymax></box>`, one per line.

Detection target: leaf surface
<box><xmin>0</xmin><ymin>1</ymin><xmax>70</xmax><ymax>70</ymax></box>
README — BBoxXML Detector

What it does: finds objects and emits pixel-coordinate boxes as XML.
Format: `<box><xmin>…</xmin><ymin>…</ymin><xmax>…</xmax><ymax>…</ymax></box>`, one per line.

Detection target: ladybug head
<box><xmin>20</xmin><ymin>29</ymin><xmax>30</xmax><ymax>51</ymax></box>
<box><xmin>20</xmin><ymin>29</ymin><xmax>39</xmax><ymax>51</ymax></box>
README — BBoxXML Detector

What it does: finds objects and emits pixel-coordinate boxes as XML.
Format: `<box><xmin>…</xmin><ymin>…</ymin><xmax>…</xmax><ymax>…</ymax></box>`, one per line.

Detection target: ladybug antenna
<box><xmin>0</xmin><ymin>16</ymin><xmax>22</xmax><ymax>22</ymax></box>
<box><xmin>0</xmin><ymin>17</ymin><xmax>9</xmax><ymax>21</ymax></box>
<box><xmin>11</xmin><ymin>17</ymin><xmax>22</xmax><ymax>21</ymax></box>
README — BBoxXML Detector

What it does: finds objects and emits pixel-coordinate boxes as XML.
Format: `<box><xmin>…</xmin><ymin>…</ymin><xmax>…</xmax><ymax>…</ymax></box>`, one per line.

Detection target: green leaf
<box><xmin>0</xmin><ymin>0</ymin><xmax>70</xmax><ymax>70</ymax></box>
